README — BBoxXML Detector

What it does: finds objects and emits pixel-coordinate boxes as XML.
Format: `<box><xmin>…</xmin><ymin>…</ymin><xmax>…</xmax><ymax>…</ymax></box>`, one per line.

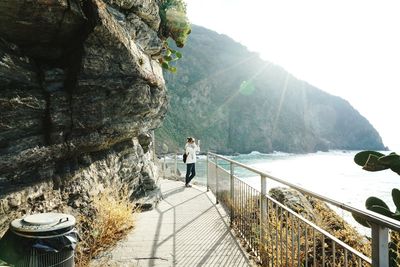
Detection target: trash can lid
<box><xmin>10</xmin><ymin>213</ymin><xmax>76</xmax><ymax>234</ymax></box>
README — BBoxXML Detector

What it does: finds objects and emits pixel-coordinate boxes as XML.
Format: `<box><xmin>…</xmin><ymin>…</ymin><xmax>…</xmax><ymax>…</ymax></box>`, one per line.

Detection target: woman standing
<box><xmin>185</xmin><ymin>137</ymin><xmax>200</xmax><ymax>187</ymax></box>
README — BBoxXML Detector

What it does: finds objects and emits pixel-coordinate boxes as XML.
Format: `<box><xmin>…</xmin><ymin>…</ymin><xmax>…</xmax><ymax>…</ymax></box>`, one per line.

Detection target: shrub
<box><xmin>159</xmin><ymin>0</ymin><xmax>191</xmax><ymax>48</ymax></box>
<box><xmin>75</xmin><ymin>186</ymin><xmax>138</xmax><ymax>267</ymax></box>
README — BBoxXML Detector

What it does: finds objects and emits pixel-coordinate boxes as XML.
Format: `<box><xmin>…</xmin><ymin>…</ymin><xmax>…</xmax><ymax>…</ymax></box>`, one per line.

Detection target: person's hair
<box><xmin>187</xmin><ymin>137</ymin><xmax>194</xmax><ymax>143</ymax></box>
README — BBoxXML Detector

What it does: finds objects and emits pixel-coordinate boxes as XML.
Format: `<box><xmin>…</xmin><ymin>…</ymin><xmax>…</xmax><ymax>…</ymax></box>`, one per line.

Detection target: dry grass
<box><xmin>75</xmin><ymin>186</ymin><xmax>138</xmax><ymax>267</ymax></box>
<box><xmin>306</xmin><ymin>195</ymin><xmax>371</xmax><ymax>256</ymax></box>
<box><xmin>222</xmin><ymin>188</ymin><xmax>373</xmax><ymax>266</ymax></box>
<box><xmin>259</xmin><ymin>204</ymin><xmax>371</xmax><ymax>267</ymax></box>
<box><xmin>390</xmin><ymin>231</ymin><xmax>400</xmax><ymax>266</ymax></box>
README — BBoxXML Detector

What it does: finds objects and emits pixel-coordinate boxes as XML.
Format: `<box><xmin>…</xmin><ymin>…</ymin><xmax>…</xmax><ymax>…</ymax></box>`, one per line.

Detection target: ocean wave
<box><xmin>271</xmin><ymin>151</ymin><xmax>292</xmax><ymax>156</ymax></box>
<box><xmin>314</xmin><ymin>150</ymin><xmax>359</xmax><ymax>156</ymax></box>
<box><xmin>246</xmin><ymin>151</ymin><xmax>292</xmax><ymax>156</ymax></box>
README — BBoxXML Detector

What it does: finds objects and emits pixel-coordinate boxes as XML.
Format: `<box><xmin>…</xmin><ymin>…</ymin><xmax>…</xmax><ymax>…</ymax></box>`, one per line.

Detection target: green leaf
<box><xmin>366</xmin><ymin>196</ymin><xmax>390</xmax><ymax>210</ymax></box>
<box><xmin>160</xmin><ymin>40</ymin><xmax>184</xmax><ymax>72</ymax></box>
<box><xmin>378</xmin><ymin>154</ymin><xmax>400</xmax><ymax>165</ymax></box>
<box><xmin>369</xmin><ymin>205</ymin><xmax>394</xmax><ymax>217</ymax></box>
<box><xmin>161</xmin><ymin>62</ymin><xmax>169</xmax><ymax>69</ymax></box>
<box><xmin>391</xmin><ymin>213</ymin><xmax>400</xmax><ymax>221</ymax></box>
<box><xmin>164</xmin><ymin>55</ymin><xmax>173</xmax><ymax>61</ymax></box>
<box><xmin>354</xmin><ymin>151</ymin><xmax>385</xmax><ymax>166</ymax></box>
<box><xmin>362</xmin><ymin>154</ymin><xmax>389</xmax><ymax>171</ymax></box>
<box><xmin>352</xmin><ymin>213</ymin><xmax>371</xmax><ymax>228</ymax></box>
<box><xmin>390</xmin><ymin>165</ymin><xmax>400</xmax><ymax>175</ymax></box>
<box><xmin>392</xmin><ymin>189</ymin><xmax>400</xmax><ymax>212</ymax></box>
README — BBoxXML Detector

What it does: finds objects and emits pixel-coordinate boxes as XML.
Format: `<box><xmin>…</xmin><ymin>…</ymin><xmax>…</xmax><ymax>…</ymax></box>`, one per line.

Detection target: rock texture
<box><xmin>269</xmin><ymin>187</ymin><xmax>319</xmax><ymax>222</ymax></box>
<box><xmin>0</xmin><ymin>0</ymin><xmax>167</xmax><ymax>235</ymax></box>
<box><xmin>269</xmin><ymin>187</ymin><xmax>371</xmax><ymax>259</ymax></box>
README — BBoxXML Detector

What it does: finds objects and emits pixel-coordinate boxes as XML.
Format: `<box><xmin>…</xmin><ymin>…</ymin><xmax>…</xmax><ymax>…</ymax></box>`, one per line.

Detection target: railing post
<box><xmin>163</xmin><ymin>155</ymin><xmax>166</xmax><ymax>179</ymax></box>
<box><xmin>230</xmin><ymin>162</ymin><xmax>234</xmax><ymax>226</ymax></box>
<box><xmin>215</xmin><ymin>157</ymin><xmax>219</xmax><ymax>204</ymax></box>
<box><xmin>174</xmin><ymin>152</ymin><xmax>178</xmax><ymax>176</ymax></box>
<box><xmin>371</xmin><ymin>223</ymin><xmax>389</xmax><ymax>267</ymax></box>
<box><xmin>260</xmin><ymin>174</ymin><xmax>267</xmax><ymax>256</ymax></box>
<box><xmin>206</xmin><ymin>153</ymin><xmax>209</xmax><ymax>192</ymax></box>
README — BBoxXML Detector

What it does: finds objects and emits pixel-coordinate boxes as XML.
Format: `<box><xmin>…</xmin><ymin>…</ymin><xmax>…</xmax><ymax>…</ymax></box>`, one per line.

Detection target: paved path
<box><xmin>95</xmin><ymin>179</ymin><xmax>253</xmax><ymax>267</ymax></box>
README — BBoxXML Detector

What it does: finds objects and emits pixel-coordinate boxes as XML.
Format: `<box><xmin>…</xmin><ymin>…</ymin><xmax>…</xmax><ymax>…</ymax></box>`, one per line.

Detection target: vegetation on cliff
<box><xmin>156</xmin><ymin>25</ymin><xmax>385</xmax><ymax>154</ymax></box>
<box><xmin>158</xmin><ymin>0</ymin><xmax>191</xmax><ymax>73</ymax></box>
<box><xmin>159</xmin><ymin>0</ymin><xmax>191</xmax><ymax>48</ymax></box>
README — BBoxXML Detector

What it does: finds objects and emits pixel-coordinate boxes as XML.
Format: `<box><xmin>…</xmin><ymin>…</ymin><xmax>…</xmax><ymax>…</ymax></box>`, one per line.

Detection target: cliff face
<box><xmin>0</xmin><ymin>0</ymin><xmax>167</xmax><ymax>234</ymax></box>
<box><xmin>157</xmin><ymin>25</ymin><xmax>385</xmax><ymax>154</ymax></box>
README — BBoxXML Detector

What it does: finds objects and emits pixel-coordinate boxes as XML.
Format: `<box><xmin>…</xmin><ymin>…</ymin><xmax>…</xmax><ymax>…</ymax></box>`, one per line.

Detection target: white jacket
<box><xmin>185</xmin><ymin>143</ymin><xmax>200</xmax><ymax>164</ymax></box>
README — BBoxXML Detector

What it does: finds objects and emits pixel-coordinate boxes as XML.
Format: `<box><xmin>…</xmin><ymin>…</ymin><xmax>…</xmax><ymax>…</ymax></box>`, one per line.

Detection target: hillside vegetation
<box><xmin>156</xmin><ymin>25</ymin><xmax>385</xmax><ymax>154</ymax></box>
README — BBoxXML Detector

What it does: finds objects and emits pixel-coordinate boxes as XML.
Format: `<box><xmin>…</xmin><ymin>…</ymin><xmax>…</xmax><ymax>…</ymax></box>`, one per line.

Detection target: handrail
<box><xmin>266</xmin><ymin>186</ymin><xmax>372</xmax><ymax>263</ymax></box>
<box><xmin>208</xmin><ymin>152</ymin><xmax>400</xmax><ymax>232</ymax></box>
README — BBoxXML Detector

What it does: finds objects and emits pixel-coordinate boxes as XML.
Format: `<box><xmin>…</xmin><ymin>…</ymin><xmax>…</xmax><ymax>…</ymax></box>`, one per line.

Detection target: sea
<box><xmin>169</xmin><ymin>150</ymin><xmax>400</xmax><ymax>235</ymax></box>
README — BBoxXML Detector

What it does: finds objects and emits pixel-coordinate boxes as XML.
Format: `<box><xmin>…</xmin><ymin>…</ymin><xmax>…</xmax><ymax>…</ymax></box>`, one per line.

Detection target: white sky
<box><xmin>185</xmin><ymin>0</ymin><xmax>400</xmax><ymax>151</ymax></box>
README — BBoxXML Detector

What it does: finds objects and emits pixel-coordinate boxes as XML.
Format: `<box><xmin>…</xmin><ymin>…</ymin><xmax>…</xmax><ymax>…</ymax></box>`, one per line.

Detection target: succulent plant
<box><xmin>352</xmin><ymin>189</ymin><xmax>400</xmax><ymax>266</ymax></box>
<box><xmin>354</xmin><ymin>151</ymin><xmax>400</xmax><ymax>175</ymax></box>
<box><xmin>353</xmin><ymin>189</ymin><xmax>400</xmax><ymax>227</ymax></box>
<box><xmin>353</xmin><ymin>150</ymin><xmax>400</xmax><ymax>266</ymax></box>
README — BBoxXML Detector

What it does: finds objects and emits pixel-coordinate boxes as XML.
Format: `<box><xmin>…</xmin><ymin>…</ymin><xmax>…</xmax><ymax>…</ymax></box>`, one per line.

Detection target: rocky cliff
<box><xmin>0</xmin><ymin>0</ymin><xmax>171</xmax><ymax>235</ymax></box>
<box><xmin>157</xmin><ymin>26</ymin><xmax>385</xmax><ymax>154</ymax></box>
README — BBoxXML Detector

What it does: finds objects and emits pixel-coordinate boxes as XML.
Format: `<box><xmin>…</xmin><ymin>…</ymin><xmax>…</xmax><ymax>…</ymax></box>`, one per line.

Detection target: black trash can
<box><xmin>0</xmin><ymin>213</ymin><xmax>78</xmax><ymax>267</ymax></box>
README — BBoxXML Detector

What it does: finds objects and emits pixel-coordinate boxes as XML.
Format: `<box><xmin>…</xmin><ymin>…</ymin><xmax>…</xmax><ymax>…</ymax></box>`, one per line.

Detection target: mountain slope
<box><xmin>156</xmin><ymin>25</ymin><xmax>385</xmax><ymax>154</ymax></box>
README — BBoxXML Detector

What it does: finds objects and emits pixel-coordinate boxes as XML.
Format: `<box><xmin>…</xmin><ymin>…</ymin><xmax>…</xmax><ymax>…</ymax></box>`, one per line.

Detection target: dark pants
<box><xmin>185</xmin><ymin>163</ymin><xmax>196</xmax><ymax>185</ymax></box>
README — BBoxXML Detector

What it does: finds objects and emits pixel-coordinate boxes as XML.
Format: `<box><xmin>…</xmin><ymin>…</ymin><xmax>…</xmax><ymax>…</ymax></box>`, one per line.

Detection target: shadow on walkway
<box><xmin>94</xmin><ymin>179</ymin><xmax>253</xmax><ymax>267</ymax></box>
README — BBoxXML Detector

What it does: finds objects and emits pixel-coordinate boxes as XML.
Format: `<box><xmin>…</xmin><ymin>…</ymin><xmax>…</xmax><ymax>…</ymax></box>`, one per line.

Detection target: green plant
<box><xmin>354</xmin><ymin>151</ymin><xmax>400</xmax><ymax>175</ymax></box>
<box><xmin>353</xmin><ymin>150</ymin><xmax>400</xmax><ymax>266</ymax></box>
<box><xmin>158</xmin><ymin>0</ymin><xmax>191</xmax><ymax>72</ymax></box>
<box><xmin>159</xmin><ymin>43</ymin><xmax>182</xmax><ymax>73</ymax></box>
<box><xmin>159</xmin><ymin>0</ymin><xmax>191</xmax><ymax>47</ymax></box>
<box><xmin>353</xmin><ymin>189</ymin><xmax>400</xmax><ymax>227</ymax></box>
<box><xmin>352</xmin><ymin>189</ymin><xmax>400</xmax><ymax>267</ymax></box>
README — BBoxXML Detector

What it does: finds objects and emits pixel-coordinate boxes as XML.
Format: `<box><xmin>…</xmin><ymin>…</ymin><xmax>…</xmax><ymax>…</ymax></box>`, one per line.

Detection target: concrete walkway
<box><xmin>95</xmin><ymin>179</ymin><xmax>253</xmax><ymax>267</ymax></box>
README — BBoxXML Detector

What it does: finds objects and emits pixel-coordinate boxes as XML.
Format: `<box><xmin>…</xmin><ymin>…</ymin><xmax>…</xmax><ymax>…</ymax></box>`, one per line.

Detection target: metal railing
<box><xmin>158</xmin><ymin>153</ymin><xmax>207</xmax><ymax>185</ymax></box>
<box><xmin>160</xmin><ymin>153</ymin><xmax>179</xmax><ymax>178</ymax></box>
<box><xmin>207</xmin><ymin>152</ymin><xmax>400</xmax><ymax>267</ymax></box>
